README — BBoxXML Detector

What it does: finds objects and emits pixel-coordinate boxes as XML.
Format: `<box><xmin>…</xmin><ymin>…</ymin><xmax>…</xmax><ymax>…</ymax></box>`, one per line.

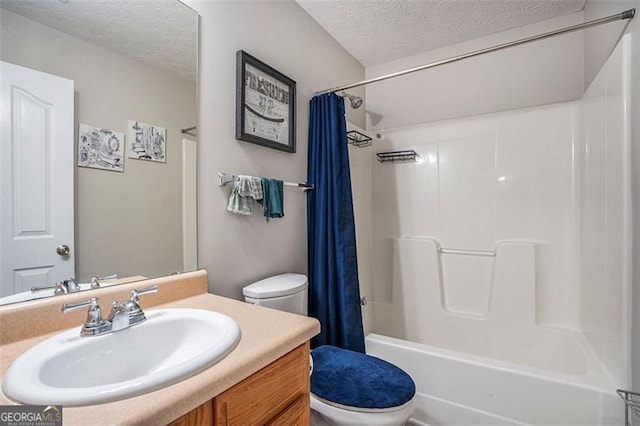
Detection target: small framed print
<box><xmin>77</xmin><ymin>123</ymin><xmax>124</xmax><ymax>172</ymax></box>
<box><xmin>128</xmin><ymin>120</ymin><xmax>166</xmax><ymax>163</ymax></box>
<box><xmin>236</xmin><ymin>50</ymin><xmax>296</xmax><ymax>153</ymax></box>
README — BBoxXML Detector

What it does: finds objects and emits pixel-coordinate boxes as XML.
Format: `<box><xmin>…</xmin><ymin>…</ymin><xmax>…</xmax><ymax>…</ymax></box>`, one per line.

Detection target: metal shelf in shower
<box><xmin>347</xmin><ymin>130</ymin><xmax>372</xmax><ymax>148</ymax></box>
<box><xmin>618</xmin><ymin>389</ymin><xmax>640</xmax><ymax>425</ymax></box>
<box><xmin>376</xmin><ymin>150</ymin><xmax>420</xmax><ymax>163</ymax></box>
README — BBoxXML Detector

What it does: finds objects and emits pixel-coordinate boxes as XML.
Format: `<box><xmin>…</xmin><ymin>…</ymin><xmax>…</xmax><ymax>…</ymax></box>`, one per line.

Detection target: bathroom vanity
<box><xmin>171</xmin><ymin>343</ymin><xmax>310</xmax><ymax>425</ymax></box>
<box><xmin>0</xmin><ymin>270</ymin><xmax>320</xmax><ymax>425</ymax></box>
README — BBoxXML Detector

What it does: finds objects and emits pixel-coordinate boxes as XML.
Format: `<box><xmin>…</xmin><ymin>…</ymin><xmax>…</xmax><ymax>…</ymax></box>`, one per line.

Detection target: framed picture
<box><xmin>77</xmin><ymin>123</ymin><xmax>124</xmax><ymax>172</ymax></box>
<box><xmin>236</xmin><ymin>50</ymin><xmax>296</xmax><ymax>153</ymax></box>
<box><xmin>127</xmin><ymin>120</ymin><xmax>166</xmax><ymax>163</ymax></box>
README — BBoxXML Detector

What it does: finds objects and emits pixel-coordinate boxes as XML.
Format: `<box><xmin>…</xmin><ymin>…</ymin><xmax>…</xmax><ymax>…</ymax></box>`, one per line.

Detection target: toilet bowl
<box><xmin>310</xmin><ymin>395</ymin><xmax>414</xmax><ymax>426</ymax></box>
<box><xmin>243</xmin><ymin>274</ymin><xmax>416</xmax><ymax>426</ymax></box>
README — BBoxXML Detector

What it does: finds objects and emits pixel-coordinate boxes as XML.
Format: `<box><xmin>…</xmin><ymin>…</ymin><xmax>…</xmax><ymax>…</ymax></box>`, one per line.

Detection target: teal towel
<box><xmin>260</xmin><ymin>178</ymin><xmax>284</xmax><ymax>221</ymax></box>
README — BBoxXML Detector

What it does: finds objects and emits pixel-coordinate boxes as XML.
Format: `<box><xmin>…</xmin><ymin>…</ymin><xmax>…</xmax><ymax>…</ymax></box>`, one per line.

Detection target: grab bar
<box><xmin>438</xmin><ymin>247</ymin><xmax>496</xmax><ymax>257</ymax></box>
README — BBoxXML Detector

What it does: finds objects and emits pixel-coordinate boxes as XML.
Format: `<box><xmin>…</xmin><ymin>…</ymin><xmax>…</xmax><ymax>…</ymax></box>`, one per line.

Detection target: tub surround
<box><xmin>0</xmin><ymin>270</ymin><xmax>320</xmax><ymax>425</ymax></box>
<box><xmin>348</xmin><ymin>28</ymin><xmax>631</xmax><ymax>425</ymax></box>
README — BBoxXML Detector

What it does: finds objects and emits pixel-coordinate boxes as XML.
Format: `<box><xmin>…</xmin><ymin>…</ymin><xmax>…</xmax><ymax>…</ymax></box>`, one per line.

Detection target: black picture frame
<box><xmin>235</xmin><ymin>50</ymin><xmax>296</xmax><ymax>153</ymax></box>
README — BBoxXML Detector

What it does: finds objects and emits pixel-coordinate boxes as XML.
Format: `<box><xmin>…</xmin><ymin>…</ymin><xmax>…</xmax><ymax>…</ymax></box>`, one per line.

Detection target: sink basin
<box><xmin>2</xmin><ymin>308</ymin><xmax>241</xmax><ymax>406</ymax></box>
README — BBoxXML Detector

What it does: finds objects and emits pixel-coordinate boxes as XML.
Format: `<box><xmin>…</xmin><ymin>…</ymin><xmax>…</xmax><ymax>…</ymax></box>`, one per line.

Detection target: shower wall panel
<box><xmin>579</xmin><ymin>36</ymin><xmax>630</xmax><ymax>387</ymax></box>
<box><xmin>347</xmin><ymin>122</ymin><xmax>375</xmax><ymax>336</ymax></box>
<box><xmin>369</xmin><ymin>102</ymin><xmax>579</xmax><ymax>329</ymax></box>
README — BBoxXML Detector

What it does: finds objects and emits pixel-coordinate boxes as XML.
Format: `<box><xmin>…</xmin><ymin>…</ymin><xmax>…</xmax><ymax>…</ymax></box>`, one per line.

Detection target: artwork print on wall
<box><xmin>77</xmin><ymin>123</ymin><xmax>125</xmax><ymax>172</ymax></box>
<box><xmin>236</xmin><ymin>50</ymin><xmax>296</xmax><ymax>153</ymax></box>
<box><xmin>128</xmin><ymin>120</ymin><xmax>167</xmax><ymax>163</ymax></box>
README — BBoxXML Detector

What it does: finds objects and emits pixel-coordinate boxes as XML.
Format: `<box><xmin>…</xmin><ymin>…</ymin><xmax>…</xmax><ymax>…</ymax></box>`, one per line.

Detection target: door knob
<box><xmin>56</xmin><ymin>244</ymin><xmax>70</xmax><ymax>256</ymax></box>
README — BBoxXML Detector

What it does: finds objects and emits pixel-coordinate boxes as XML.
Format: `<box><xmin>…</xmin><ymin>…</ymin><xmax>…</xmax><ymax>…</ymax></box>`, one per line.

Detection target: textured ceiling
<box><xmin>296</xmin><ymin>0</ymin><xmax>586</xmax><ymax>66</ymax></box>
<box><xmin>0</xmin><ymin>0</ymin><xmax>197</xmax><ymax>82</ymax></box>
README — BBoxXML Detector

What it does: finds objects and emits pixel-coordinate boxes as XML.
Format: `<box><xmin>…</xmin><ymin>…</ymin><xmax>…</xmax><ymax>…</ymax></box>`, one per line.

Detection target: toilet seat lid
<box><xmin>310</xmin><ymin>345</ymin><xmax>416</xmax><ymax>410</ymax></box>
<box><xmin>243</xmin><ymin>273</ymin><xmax>307</xmax><ymax>299</ymax></box>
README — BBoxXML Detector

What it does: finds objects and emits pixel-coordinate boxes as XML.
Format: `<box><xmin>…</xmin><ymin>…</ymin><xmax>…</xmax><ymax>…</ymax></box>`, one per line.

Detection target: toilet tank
<box><xmin>243</xmin><ymin>273</ymin><xmax>308</xmax><ymax>316</ymax></box>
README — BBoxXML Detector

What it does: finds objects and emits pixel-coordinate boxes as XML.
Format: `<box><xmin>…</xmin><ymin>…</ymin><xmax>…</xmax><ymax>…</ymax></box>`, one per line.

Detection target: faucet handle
<box><xmin>30</xmin><ymin>283</ymin><xmax>58</xmax><ymax>293</ymax></box>
<box><xmin>122</xmin><ymin>285</ymin><xmax>157</xmax><ymax>328</ymax></box>
<box><xmin>62</xmin><ymin>297</ymin><xmax>110</xmax><ymax>336</ymax></box>
<box><xmin>62</xmin><ymin>297</ymin><xmax>99</xmax><ymax>313</ymax></box>
<box><xmin>90</xmin><ymin>274</ymin><xmax>119</xmax><ymax>289</ymax></box>
<box><xmin>130</xmin><ymin>285</ymin><xmax>158</xmax><ymax>302</ymax></box>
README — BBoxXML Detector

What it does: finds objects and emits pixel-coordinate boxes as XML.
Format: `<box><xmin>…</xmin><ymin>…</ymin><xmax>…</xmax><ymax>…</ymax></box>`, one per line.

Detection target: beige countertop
<box><xmin>0</xmin><ymin>275</ymin><xmax>320</xmax><ymax>425</ymax></box>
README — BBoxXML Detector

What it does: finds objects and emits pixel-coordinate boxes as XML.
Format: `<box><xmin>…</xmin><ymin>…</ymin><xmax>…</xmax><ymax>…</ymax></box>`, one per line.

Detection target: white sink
<box><xmin>2</xmin><ymin>308</ymin><xmax>241</xmax><ymax>406</ymax></box>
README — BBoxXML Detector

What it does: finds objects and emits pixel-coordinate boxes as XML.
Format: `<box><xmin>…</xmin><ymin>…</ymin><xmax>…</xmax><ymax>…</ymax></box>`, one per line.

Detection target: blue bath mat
<box><xmin>311</xmin><ymin>345</ymin><xmax>416</xmax><ymax>409</ymax></box>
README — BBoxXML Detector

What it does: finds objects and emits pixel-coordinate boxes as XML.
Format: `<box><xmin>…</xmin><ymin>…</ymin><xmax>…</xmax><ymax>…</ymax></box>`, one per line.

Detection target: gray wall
<box><xmin>1</xmin><ymin>10</ymin><xmax>196</xmax><ymax>281</ymax></box>
<box><xmin>186</xmin><ymin>0</ymin><xmax>365</xmax><ymax>299</ymax></box>
<box><xmin>365</xmin><ymin>12</ymin><xmax>585</xmax><ymax>130</ymax></box>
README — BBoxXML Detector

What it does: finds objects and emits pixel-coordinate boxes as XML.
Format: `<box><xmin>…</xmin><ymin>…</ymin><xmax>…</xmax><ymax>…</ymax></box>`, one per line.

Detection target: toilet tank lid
<box><xmin>243</xmin><ymin>273</ymin><xmax>308</xmax><ymax>299</ymax></box>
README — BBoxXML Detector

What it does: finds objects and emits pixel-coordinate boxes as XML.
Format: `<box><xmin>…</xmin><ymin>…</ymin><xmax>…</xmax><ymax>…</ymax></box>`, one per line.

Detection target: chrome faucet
<box><xmin>31</xmin><ymin>274</ymin><xmax>118</xmax><ymax>295</ymax></box>
<box><xmin>56</xmin><ymin>278</ymin><xmax>82</xmax><ymax>294</ymax></box>
<box><xmin>107</xmin><ymin>287</ymin><xmax>157</xmax><ymax>331</ymax></box>
<box><xmin>31</xmin><ymin>278</ymin><xmax>81</xmax><ymax>294</ymax></box>
<box><xmin>62</xmin><ymin>285</ymin><xmax>158</xmax><ymax>336</ymax></box>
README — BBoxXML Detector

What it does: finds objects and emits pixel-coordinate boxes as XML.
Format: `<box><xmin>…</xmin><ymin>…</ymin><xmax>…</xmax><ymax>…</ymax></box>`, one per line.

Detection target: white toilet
<box><xmin>243</xmin><ymin>273</ymin><xmax>415</xmax><ymax>426</ymax></box>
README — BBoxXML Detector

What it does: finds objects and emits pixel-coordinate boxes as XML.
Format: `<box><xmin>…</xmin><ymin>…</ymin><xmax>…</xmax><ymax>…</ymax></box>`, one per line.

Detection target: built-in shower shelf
<box><xmin>376</xmin><ymin>150</ymin><xmax>420</xmax><ymax>163</ymax></box>
<box><xmin>617</xmin><ymin>389</ymin><xmax>640</xmax><ymax>425</ymax></box>
<box><xmin>347</xmin><ymin>130</ymin><xmax>372</xmax><ymax>147</ymax></box>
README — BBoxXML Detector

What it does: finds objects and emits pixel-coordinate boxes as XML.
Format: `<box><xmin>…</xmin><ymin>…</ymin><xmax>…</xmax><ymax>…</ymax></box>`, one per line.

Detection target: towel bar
<box><xmin>217</xmin><ymin>172</ymin><xmax>314</xmax><ymax>190</ymax></box>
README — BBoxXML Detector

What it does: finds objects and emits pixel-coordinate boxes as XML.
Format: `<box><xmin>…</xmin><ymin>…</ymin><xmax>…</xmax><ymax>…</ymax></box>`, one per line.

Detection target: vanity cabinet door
<box><xmin>264</xmin><ymin>394</ymin><xmax>310</xmax><ymax>426</ymax></box>
<box><xmin>213</xmin><ymin>342</ymin><xmax>310</xmax><ymax>425</ymax></box>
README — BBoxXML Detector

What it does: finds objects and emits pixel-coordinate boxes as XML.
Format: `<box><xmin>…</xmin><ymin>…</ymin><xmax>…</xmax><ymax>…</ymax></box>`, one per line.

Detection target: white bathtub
<box><xmin>366</xmin><ymin>333</ymin><xmax>625</xmax><ymax>425</ymax></box>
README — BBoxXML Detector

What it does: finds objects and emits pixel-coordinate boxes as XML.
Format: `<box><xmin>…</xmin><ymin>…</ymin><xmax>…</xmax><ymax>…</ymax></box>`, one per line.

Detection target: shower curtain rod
<box><xmin>314</xmin><ymin>9</ymin><xmax>635</xmax><ymax>96</ymax></box>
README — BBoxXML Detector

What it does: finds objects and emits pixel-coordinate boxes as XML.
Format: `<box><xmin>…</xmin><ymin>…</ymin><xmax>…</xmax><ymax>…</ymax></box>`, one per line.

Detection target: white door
<box><xmin>1</xmin><ymin>61</ymin><xmax>75</xmax><ymax>297</ymax></box>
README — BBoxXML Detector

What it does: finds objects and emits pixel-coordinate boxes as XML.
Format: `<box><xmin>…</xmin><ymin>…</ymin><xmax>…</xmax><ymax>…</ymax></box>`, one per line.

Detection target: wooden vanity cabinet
<box><xmin>168</xmin><ymin>342</ymin><xmax>311</xmax><ymax>426</ymax></box>
<box><xmin>168</xmin><ymin>400</ymin><xmax>214</xmax><ymax>426</ymax></box>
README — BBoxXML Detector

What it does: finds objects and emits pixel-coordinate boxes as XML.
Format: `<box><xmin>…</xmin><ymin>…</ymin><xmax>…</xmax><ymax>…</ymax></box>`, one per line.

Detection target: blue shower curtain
<box><xmin>307</xmin><ymin>93</ymin><xmax>365</xmax><ymax>353</ymax></box>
